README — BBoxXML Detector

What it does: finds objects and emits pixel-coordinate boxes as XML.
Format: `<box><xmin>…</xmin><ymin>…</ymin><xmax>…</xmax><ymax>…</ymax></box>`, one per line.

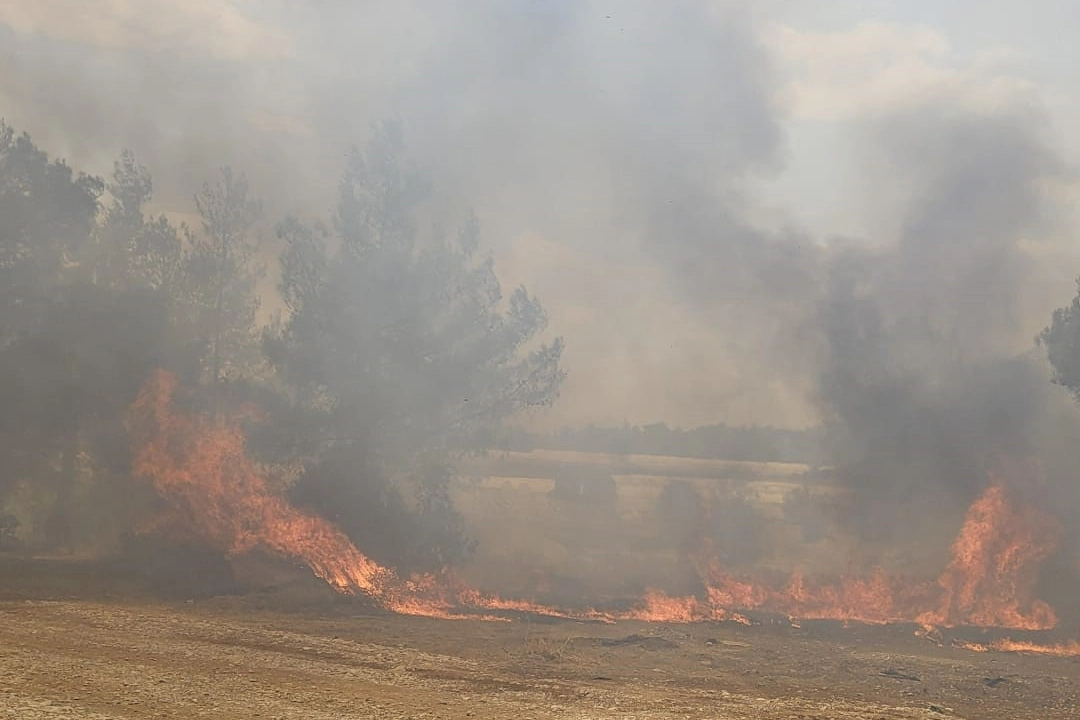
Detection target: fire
<box><xmin>651</xmin><ymin>480</ymin><xmax>1063</xmax><ymax>631</ymax></box>
<box><xmin>954</xmin><ymin>638</ymin><xmax>1080</xmax><ymax>657</ymax></box>
<box><xmin>982</xmin><ymin>638</ymin><xmax>1080</xmax><ymax>657</ymax></box>
<box><xmin>608</xmin><ymin>567</ymin><xmax>932</xmax><ymax>627</ymax></box>
<box><xmin>917</xmin><ymin>481</ymin><xmax>1059</xmax><ymax>630</ymax></box>
<box><xmin>644</xmin><ymin>472</ymin><xmax>1059</xmax><ymax>630</ymax></box>
<box><xmin>621</xmin><ymin>590</ymin><xmax>718</xmax><ymax>623</ymax></box>
<box><xmin>129</xmin><ymin>370</ymin><xmax>395</xmax><ymax>598</ymax></box>
<box><xmin>127</xmin><ymin>370</ymin><xmax>1071</xmax><ymax>645</ymax></box>
<box><xmin>127</xmin><ymin>370</ymin><xmax>612</xmax><ymax>622</ymax></box>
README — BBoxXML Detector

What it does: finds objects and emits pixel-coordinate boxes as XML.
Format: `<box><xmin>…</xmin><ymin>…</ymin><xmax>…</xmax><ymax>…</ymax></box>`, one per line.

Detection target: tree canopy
<box><xmin>0</xmin><ymin>119</ymin><xmax>563</xmax><ymax>570</ymax></box>
<box><xmin>1039</xmin><ymin>278</ymin><xmax>1080</xmax><ymax>397</ymax></box>
<box><xmin>265</xmin><ymin>121</ymin><xmax>564</xmax><ymax>569</ymax></box>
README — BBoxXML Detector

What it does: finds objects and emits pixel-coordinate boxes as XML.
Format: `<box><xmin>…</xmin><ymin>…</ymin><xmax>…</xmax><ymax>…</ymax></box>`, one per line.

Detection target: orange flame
<box><xmin>954</xmin><ymin>638</ymin><xmax>1080</xmax><ymax>657</ymax></box>
<box><xmin>127</xmin><ymin>371</ymin><xmax>1069</xmax><ymax>640</ymax></box>
<box><xmin>621</xmin><ymin>590</ymin><xmax>718</xmax><ymax>623</ymax></box>
<box><xmin>646</xmin><ymin>479</ymin><xmax>1058</xmax><ymax>630</ymax></box>
<box><xmin>918</xmin><ymin>480</ymin><xmax>1059</xmax><ymax>630</ymax></box>
<box><xmin>127</xmin><ymin>371</ymin><xmax>614</xmax><ymax>621</ymax></box>
<box><xmin>983</xmin><ymin>638</ymin><xmax>1080</xmax><ymax>657</ymax></box>
<box><xmin>129</xmin><ymin>370</ymin><xmax>394</xmax><ymax>596</ymax></box>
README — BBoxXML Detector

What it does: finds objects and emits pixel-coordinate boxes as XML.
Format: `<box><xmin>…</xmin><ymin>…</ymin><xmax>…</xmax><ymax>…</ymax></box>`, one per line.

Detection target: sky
<box><xmin>2</xmin><ymin>1</ymin><xmax>1079</xmax><ymax>431</ymax></box>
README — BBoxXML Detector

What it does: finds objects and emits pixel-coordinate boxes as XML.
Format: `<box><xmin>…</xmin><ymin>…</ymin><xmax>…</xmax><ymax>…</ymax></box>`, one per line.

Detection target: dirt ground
<box><xmin>2</xmin><ymin>565</ymin><xmax>1079</xmax><ymax>720</ymax></box>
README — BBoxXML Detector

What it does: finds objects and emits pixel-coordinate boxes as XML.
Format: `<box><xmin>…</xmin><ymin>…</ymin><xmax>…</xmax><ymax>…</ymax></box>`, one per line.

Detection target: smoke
<box><xmin>818</xmin><ymin>89</ymin><xmax>1080</xmax><ymax>551</ymax></box>
<box><xmin>0</xmin><ymin>1</ymin><xmax>827</xmax><ymax>429</ymax></box>
<box><xmin>5</xmin><ymin>2</ymin><xmax>1080</xmax><ymax>590</ymax></box>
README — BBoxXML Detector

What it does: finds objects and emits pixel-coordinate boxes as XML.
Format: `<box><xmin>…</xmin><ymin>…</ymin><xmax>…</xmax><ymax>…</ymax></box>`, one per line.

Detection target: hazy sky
<box><xmin>2</xmin><ymin>1</ymin><xmax>1079</xmax><ymax>431</ymax></box>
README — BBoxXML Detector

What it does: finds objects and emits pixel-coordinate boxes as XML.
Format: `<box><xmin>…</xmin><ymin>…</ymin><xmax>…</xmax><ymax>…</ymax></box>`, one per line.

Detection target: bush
<box><xmin>288</xmin><ymin>446</ymin><xmax>473</xmax><ymax>574</ymax></box>
<box><xmin>707</xmin><ymin>487</ymin><xmax>767</xmax><ymax>566</ymax></box>
<box><xmin>0</xmin><ymin>513</ymin><xmax>20</xmax><ymax>551</ymax></box>
<box><xmin>655</xmin><ymin>480</ymin><xmax>769</xmax><ymax>566</ymax></box>
<box><xmin>547</xmin><ymin>467</ymin><xmax>618</xmax><ymax>517</ymax></box>
<box><xmin>655</xmin><ymin>479</ymin><xmax>707</xmax><ymax>552</ymax></box>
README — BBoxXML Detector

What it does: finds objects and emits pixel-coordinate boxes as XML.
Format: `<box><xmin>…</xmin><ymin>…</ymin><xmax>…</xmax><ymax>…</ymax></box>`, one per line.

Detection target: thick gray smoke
<box><xmin>0</xmin><ymin>1</ymin><xmax>828</xmax><ymax>428</ymax></box>
<box><xmin>4</xmin><ymin>2</ymin><xmax>1080</xmax><ymax>578</ymax></box>
<box><xmin>818</xmin><ymin>97</ymin><xmax>1080</xmax><ymax>551</ymax></box>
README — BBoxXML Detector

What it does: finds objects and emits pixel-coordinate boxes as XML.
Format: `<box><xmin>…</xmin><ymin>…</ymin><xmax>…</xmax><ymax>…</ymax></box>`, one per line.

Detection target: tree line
<box><xmin>0</xmin><ymin>119</ymin><xmax>564</xmax><ymax>572</ymax></box>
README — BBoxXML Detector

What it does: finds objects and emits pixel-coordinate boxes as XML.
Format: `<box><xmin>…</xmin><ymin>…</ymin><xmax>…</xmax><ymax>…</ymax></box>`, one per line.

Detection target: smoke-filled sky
<box><xmin>3</xmin><ymin>1</ymin><xmax>1080</xmax><ymax>431</ymax></box>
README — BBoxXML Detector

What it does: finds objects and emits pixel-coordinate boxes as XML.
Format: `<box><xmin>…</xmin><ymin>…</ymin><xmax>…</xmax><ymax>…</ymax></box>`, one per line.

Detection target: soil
<box><xmin>2</xmin><ymin>559</ymin><xmax>1079</xmax><ymax>719</ymax></box>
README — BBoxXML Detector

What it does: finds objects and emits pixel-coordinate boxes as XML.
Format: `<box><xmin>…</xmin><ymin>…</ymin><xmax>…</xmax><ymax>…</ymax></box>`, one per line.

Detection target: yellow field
<box><xmin>456</xmin><ymin>448</ymin><xmax>841</xmax><ymax>515</ymax></box>
<box><xmin>449</xmin><ymin>449</ymin><xmax>852</xmax><ymax>601</ymax></box>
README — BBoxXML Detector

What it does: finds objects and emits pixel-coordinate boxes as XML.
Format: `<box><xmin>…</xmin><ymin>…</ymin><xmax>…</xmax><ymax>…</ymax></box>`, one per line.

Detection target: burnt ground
<box><xmin>2</xmin><ymin>558</ymin><xmax>1080</xmax><ymax>719</ymax></box>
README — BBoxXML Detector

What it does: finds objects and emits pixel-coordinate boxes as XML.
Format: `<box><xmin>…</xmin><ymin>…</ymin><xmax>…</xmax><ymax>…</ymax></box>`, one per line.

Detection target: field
<box><xmin>3</xmin><ymin>450</ymin><xmax>1079</xmax><ymax>718</ymax></box>
<box><xmin>3</xmin><ymin>584</ymin><xmax>1079</xmax><ymax>719</ymax></box>
<box><xmin>451</xmin><ymin>449</ymin><xmax>905</xmax><ymax>601</ymax></box>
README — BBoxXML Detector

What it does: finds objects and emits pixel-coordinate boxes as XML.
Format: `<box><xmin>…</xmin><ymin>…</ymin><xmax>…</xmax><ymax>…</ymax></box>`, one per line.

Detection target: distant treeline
<box><xmin>500</xmin><ymin>423</ymin><xmax>827</xmax><ymax>465</ymax></box>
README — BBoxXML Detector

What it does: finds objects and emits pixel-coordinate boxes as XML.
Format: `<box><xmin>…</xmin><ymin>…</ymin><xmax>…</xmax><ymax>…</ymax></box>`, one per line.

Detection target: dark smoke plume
<box><xmin>817</xmin><ymin>96</ymin><xmax>1078</xmax><ymax>554</ymax></box>
<box><xmin>4</xmin><ymin>2</ymin><xmax>1080</xmax><ymax>592</ymax></box>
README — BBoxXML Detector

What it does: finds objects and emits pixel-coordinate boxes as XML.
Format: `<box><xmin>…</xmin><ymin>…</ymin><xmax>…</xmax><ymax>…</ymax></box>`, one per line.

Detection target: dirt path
<box><xmin>1</xmin><ymin>599</ymin><xmax>1077</xmax><ymax>719</ymax></box>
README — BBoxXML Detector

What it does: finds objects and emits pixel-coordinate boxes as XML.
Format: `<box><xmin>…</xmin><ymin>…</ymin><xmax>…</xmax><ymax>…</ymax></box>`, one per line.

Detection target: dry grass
<box><xmin>519</xmin><ymin>626</ymin><xmax>576</xmax><ymax>662</ymax></box>
<box><xmin>449</xmin><ymin>449</ymin><xmax>857</xmax><ymax>601</ymax></box>
<box><xmin>7</xmin><ymin>599</ymin><xmax>1072</xmax><ymax>719</ymax></box>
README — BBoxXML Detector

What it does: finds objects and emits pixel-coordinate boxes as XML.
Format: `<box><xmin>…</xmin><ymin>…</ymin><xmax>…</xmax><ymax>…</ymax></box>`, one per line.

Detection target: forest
<box><xmin>0</xmin><ymin>119</ymin><xmax>564</xmax><ymax>574</ymax></box>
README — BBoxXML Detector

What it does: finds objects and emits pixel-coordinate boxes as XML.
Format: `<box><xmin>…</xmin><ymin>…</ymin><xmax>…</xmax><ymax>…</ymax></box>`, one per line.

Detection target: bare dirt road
<box><xmin>2</xmin><ymin>592</ymin><xmax>1078</xmax><ymax>719</ymax></box>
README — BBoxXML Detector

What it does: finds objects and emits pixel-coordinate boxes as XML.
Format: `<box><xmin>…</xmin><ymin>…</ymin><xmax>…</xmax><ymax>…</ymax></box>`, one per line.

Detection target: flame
<box><xmin>127</xmin><ymin>371</ymin><xmax>615</xmax><ymax>621</ymax></box>
<box><xmin>621</xmin><ymin>590</ymin><xmax>717</xmax><ymax>623</ymax></box>
<box><xmin>127</xmin><ymin>371</ymin><xmax>1070</xmax><ymax>644</ymax></box>
<box><xmin>129</xmin><ymin>370</ymin><xmax>395</xmax><ymax>597</ymax></box>
<box><xmin>983</xmin><ymin>638</ymin><xmax>1080</xmax><ymax>657</ymax></box>
<box><xmin>473</xmin><ymin>482</ymin><xmax>1058</xmax><ymax>629</ymax></box>
<box><xmin>638</xmin><ymin>474</ymin><xmax>1059</xmax><ymax>630</ymax></box>
<box><xmin>918</xmin><ymin>480</ymin><xmax>1059</xmax><ymax>630</ymax></box>
<box><xmin>954</xmin><ymin>638</ymin><xmax>1080</xmax><ymax>657</ymax></box>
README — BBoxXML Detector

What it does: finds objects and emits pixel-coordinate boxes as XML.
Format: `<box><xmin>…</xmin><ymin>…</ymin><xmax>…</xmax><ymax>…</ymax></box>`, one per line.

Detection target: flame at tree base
<box><xmin>129</xmin><ymin>371</ymin><xmax>392</xmax><ymax>597</ymax></box>
<box><xmin>127</xmin><ymin>370</ymin><xmax>613</xmax><ymax>621</ymax></box>
<box><xmin>127</xmin><ymin>370</ymin><xmax>1070</xmax><ymax>641</ymax></box>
